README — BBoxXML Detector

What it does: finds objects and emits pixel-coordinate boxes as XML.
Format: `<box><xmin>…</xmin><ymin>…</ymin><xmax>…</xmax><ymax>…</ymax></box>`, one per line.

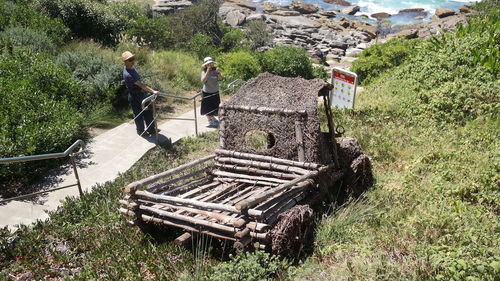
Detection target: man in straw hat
<box><xmin>122</xmin><ymin>51</ymin><xmax>159</xmax><ymax>136</ymax></box>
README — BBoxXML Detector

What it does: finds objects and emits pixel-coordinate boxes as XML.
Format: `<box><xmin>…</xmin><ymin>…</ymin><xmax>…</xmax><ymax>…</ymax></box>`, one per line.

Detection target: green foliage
<box><xmin>244</xmin><ymin>20</ymin><xmax>272</xmax><ymax>50</ymax></box>
<box><xmin>218</xmin><ymin>50</ymin><xmax>261</xmax><ymax>81</ymax></box>
<box><xmin>0</xmin><ymin>52</ymin><xmax>84</xmax><ymax>183</ymax></box>
<box><xmin>125</xmin><ymin>15</ymin><xmax>172</xmax><ymax>49</ymax></box>
<box><xmin>55</xmin><ymin>49</ymin><xmax>123</xmax><ymax>110</ymax></box>
<box><xmin>260</xmin><ymin>46</ymin><xmax>314</xmax><ymax>79</ymax></box>
<box><xmin>165</xmin><ymin>0</ymin><xmax>224</xmax><ymax>49</ymax></box>
<box><xmin>0</xmin><ymin>0</ymin><xmax>69</xmax><ymax>45</ymax></box>
<box><xmin>33</xmin><ymin>0</ymin><xmax>147</xmax><ymax>45</ymax></box>
<box><xmin>221</xmin><ymin>28</ymin><xmax>246</xmax><ymax>52</ymax></box>
<box><xmin>0</xmin><ymin>26</ymin><xmax>55</xmax><ymax>54</ymax></box>
<box><xmin>207</xmin><ymin>251</ymin><xmax>293</xmax><ymax>281</ymax></box>
<box><xmin>351</xmin><ymin>39</ymin><xmax>418</xmax><ymax>85</ymax></box>
<box><xmin>312</xmin><ymin>65</ymin><xmax>329</xmax><ymax>81</ymax></box>
<box><xmin>149</xmin><ymin>50</ymin><xmax>202</xmax><ymax>95</ymax></box>
<box><xmin>186</xmin><ymin>33</ymin><xmax>221</xmax><ymax>60</ymax></box>
<box><xmin>455</xmin><ymin>6</ymin><xmax>499</xmax><ymax>76</ymax></box>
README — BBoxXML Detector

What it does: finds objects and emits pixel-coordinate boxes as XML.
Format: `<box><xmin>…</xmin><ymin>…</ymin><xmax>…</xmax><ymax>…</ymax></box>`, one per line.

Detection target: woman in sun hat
<box><xmin>201</xmin><ymin>56</ymin><xmax>224</xmax><ymax>128</ymax></box>
<box><xmin>122</xmin><ymin>51</ymin><xmax>160</xmax><ymax>136</ymax></box>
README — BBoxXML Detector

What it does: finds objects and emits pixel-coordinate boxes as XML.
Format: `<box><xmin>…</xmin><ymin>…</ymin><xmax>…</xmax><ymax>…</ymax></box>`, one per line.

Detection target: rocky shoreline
<box><xmin>153</xmin><ymin>0</ymin><xmax>475</xmax><ymax>69</ymax></box>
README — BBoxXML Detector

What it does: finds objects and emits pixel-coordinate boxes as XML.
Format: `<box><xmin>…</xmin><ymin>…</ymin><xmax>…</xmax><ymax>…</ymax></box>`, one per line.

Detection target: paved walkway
<box><xmin>1</xmin><ymin>109</ymin><xmax>214</xmax><ymax>231</ymax></box>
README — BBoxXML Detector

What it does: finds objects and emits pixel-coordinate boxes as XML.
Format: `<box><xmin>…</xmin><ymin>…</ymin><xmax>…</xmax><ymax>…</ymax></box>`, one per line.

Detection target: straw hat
<box><xmin>121</xmin><ymin>51</ymin><xmax>135</xmax><ymax>62</ymax></box>
<box><xmin>202</xmin><ymin>57</ymin><xmax>215</xmax><ymax>67</ymax></box>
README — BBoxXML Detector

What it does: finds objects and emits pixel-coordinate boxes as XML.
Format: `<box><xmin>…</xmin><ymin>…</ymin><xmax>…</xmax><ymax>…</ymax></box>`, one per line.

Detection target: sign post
<box><xmin>330</xmin><ymin>68</ymin><xmax>358</xmax><ymax>109</ymax></box>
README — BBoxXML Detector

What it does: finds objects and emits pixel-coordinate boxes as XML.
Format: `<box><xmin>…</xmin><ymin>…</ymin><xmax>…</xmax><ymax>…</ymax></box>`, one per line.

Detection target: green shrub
<box><xmin>125</xmin><ymin>15</ymin><xmax>172</xmax><ymax>49</ymax></box>
<box><xmin>0</xmin><ymin>26</ymin><xmax>55</xmax><ymax>54</ymax></box>
<box><xmin>206</xmin><ymin>251</ymin><xmax>293</xmax><ymax>281</ymax></box>
<box><xmin>218</xmin><ymin>50</ymin><xmax>261</xmax><ymax>81</ymax></box>
<box><xmin>351</xmin><ymin>39</ymin><xmax>418</xmax><ymax>85</ymax></box>
<box><xmin>244</xmin><ymin>19</ymin><xmax>272</xmax><ymax>50</ymax></box>
<box><xmin>0</xmin><ymin>0</ymin><xmax>69</xmax><ymax>45</ymax></box>
<box><xmin>0</xmin><ymin>52</ymin><xmax>84</xmax><ymax>184</ymax></box>
<box><xmin>56</xmin><ymin>50</ymin><xmax>123</xmax><ymax>110</ymax></box>
<box><xmin>221</xmin><ymin>28</ymin><xmax>247</xmax><ymax>52</ymax></box>
<box><xmin>260</xmin><ymin>46</ymin><xmax>314</xmax><ymax>79</ymax></box>
<box><xmin>165</xmin><ymin>0</ymin><xmax>224</xmax><ymax>49</ymax></box>
<box><xmin>312</xmin><ymin>65</ymin><xmax>329</xmax><ymax>81</ymax></box>
<box><xmin>149</xmin><ymin>50</ymin><xmax>202</xmax><ymax>95</ymax></box>
<box><xmin>186</xmin><ymin>33</ymin><xmax>221</xmax><ymax>60</ymax></box>
<box><xmin>33</xmin><ymin>0</ymin><xmax>146</xmax><ymax>45</ymax></box>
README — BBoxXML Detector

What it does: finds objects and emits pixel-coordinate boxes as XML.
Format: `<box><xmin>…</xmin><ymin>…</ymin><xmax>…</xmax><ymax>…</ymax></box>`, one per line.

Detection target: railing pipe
<box><xmin>0</xmin><ymin>140</ymin><xmax>85</xmax><ymax>164</ymax></box>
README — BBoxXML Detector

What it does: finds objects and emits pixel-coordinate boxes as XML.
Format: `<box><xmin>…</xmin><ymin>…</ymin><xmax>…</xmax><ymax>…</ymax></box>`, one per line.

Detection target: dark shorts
<box><xmin>200</xmin><ymin>91</ymin><xmax>220</xmax><ymax>116</ymax></box>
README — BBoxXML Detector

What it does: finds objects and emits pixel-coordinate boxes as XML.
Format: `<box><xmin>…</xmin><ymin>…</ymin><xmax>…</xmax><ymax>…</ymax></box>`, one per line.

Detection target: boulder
<box><xmin>319</xmin><ymin>10</ymin><xmax>338</xmax><ymax>18</ymax></box>
<box><xmin>371</xmin><ymin>12</ymin><xmax>391</xmax><ymax>20</ymax></box>
<box><xmin>226</xmin><ymin>10</ymin><xmax>246</xmax><ymax>27</ymax></box>
<box><xmin>398</xmin><ymin>8</ymin><xmax>425</xmax><ymax>14</ymax></box>
<box><xmin>291</xmin><ymin>0</ymin><xmax>319</xmax><ymax>14</ymax></box>
<box><xmin>218</xmin><ymin>6</ymin><xmax>237</xmax><ymax>19</ymax></box>
<box><xmin>224</xmin><ymin>0</ymin><xmax>257</xmax><ymax>11</ymax></box>
<box><xmin>329</xmin><ymin>40</ymin><xmax>348</xmax><ymax>50</ymax></box>
<box><xmin>329</xmin><ymin>48</ymin><xmax>345</xmax><ymax>56</ymax></box>
<box><xmin>246</xmin><ymin>13</ymin><xmax>265</xmax><ymax>21</ymax></box>
<box><xmin>342</xmin><ymin>6</ymin><xmax>360</xmax><ymax>15</ymax></box>
<box><xmin>266</xmin><ymin>15</ymin><xmax>321</xmax><ymax>28</ymax></box>
<box><xmin>459</xmin><ymin>5</ymin><xmax>472</xmax><ymax>13</ymax></box>
<box><xmin>340</xmin><ymin>56</ymin><xmax>358</xmax><ymax>64</ymax></box>
<box><xmin>434</xmin><ymin>8</ymin><xmax>455</xmax><ymax>18</ymax></box>
<box><xmin>393</xmin><ymin>29</ymin><xmax>418</xmax><ymax>39</ymax></box>
<box><xmin>273</xmin><ymin>10</ymin><xmax>301</xmax><ymax>16</ymax></box>
<box><xmin>356</xmin><ymin>42</ymin><xmax>371</xmax><ymax>49</ymax></box>
<box><xmin>263</xmin><ymin>2</ymin><xmax>279</xmax><ymax>13</ymax></box>
<box><xmin>345</xmin><ymin>47</ymin><xmax>363</xmax><ymax>57</ymax></box>
<box><xmin>323</xmin><ymin>0</ymin><xmax>351</xmax><ymax>6</ymax></box>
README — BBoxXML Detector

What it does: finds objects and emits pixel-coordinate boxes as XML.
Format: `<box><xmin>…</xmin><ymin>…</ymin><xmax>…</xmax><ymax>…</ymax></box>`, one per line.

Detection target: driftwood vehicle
<box><xmin>119</xmin><ymin>73</ymin><xmax>372</xmax><ymax>255</ymax></box>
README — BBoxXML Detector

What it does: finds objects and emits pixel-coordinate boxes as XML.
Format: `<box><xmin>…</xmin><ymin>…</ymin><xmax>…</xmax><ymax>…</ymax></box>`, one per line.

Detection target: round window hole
<box><xmin>244</xmin><ymin>130</ymin><xmax>275</xmax><ymax>150</ymax></box>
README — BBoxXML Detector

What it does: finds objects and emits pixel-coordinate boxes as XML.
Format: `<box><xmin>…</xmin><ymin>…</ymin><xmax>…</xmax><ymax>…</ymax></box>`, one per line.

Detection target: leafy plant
<box><xmin>0</xmin><ymin>0</ymin><xmax>69</xmax><ymax>45</ymax></box>
<box><xmin>260</xmin><ymin>46</ymin><xmax>314</xmax><ymax>79</ymax></box>
<box><xmin>206</xmin><ymin>251</ymin><xmax>293</xmax><ymax>281</ymax></box>
<box><xmin>0</xmin><ymin>26</ymin><xmax>55</xmax><ymax>54</ymax></box>
<box><xmin>244</xmin><ymin>19</ymin><xmax>272</xmax><ymax>50</ymax></box>
<box><xmin>351</xmin><ymin>38</ymin><xmax>418</xmax><ymax>85</ymax></box>
<box><xmin>218</xmin><ymin>50</ymin><xmax>261</xmax><ymax>81</ymax></box>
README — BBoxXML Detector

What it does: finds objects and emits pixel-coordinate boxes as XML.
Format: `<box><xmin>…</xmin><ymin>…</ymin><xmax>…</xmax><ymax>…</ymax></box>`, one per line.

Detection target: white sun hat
<box><xmin>202</xmin><ymin>57</ymin><xmax>215</xmax><ymax>67</ymax></box>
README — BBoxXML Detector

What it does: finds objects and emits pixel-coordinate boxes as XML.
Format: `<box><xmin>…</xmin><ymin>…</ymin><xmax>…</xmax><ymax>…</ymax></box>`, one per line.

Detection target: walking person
<box><xmin>201</xmin><ymin>57</ymin><xmax>223</xmax><ymax>128</ymax></box>
<box><xmin>122</xmin><ymin>51</ymin><xmax>159</xmax><ymax>136</ymax></box>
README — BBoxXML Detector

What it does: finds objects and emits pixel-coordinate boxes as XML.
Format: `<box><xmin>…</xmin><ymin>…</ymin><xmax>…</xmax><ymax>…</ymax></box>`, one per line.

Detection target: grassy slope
<box><xmin>1</xmin><ymin>133</ymin><xmax>219</xmax><ymax>280</ymax></box>
<box><xmin>294</xmin><ymin>3</ymin><xmax>499</xmax><ymax>280</ymax></box>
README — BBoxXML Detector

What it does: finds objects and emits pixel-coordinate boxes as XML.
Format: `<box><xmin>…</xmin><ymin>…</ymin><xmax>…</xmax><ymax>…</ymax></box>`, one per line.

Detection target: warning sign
<box><xmin>330</xmin><ymin>68</ymin><xmax>357</xmax><ymax>109</ymax></box>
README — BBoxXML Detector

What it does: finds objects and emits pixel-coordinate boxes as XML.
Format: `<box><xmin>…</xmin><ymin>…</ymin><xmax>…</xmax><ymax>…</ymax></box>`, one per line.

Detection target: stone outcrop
<box><xmin>226</xmin><ymin>10</ymin><xmax>246</xmax><ymax>27</ymax></box>
<box><xmin>291</xmin><ymin>0</ymin><xmax>319</xmax><ymax>14</ymax></box>
<box><xmin>218</xmin><ymin>0</ymin><xmax>473</xmax><ymax>69</ymax></box>
<box><xmin>398</xmin><ymin>8</ymin><xmax>425</xmax><ymax>14</ymax></box>
<box><xmin>342</xmin><ymin>6</ymin><xmax>360</xmax><ymax>15</ymax></box>
<box><xmin>434</xmin><ymin>8</ymin><xmax>456</xmax><ymax>18</ymax></box>
<box><xmin>224</xmin><ymin>0</ymin><xmax>257</xmax><ymax>11</ymax></box>
<box><xmin>323</xmin><ymin>0</ymin><xmax>351</xmax><ymax>6</ymax></box>
<box><xmin>459</xmin><ymin>5</ymin><xmax>472</xmax><ymax>14</ymax></box>
<box><xmin>152</xmin><ymin>0</ymin><xmax>192</xmax><ymax>13</ymax></box>
<box><xmin>371</xmin><ymin>12</ymin><xmax>391</xmax><ymax>20</ymax></box>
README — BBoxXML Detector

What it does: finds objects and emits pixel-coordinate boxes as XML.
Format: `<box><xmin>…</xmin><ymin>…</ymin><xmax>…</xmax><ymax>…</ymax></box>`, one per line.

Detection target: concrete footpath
<box><xmin>0</xmin><ymin>109</ymin><xmax>214</xmax><ymax>231</ymax></box>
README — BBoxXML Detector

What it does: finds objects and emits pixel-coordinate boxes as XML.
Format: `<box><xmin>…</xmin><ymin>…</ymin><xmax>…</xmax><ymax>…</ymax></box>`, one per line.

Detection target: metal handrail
<box><xmin>0</xmin><ymin>140</ymin><xmax>85</xmax><ymax>203</ymax></box>
<box><xmin>0</xmin><ymin>139</ymin><xmax>85</xmax><ymax>164</ymax></box>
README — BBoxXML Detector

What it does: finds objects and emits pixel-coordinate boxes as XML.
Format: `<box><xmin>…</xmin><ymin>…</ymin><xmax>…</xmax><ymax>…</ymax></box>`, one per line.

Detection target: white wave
<box><xmin>357</xmin><ymin>1</ymin><xmax>399</xmax><ymax>15</ymax></box>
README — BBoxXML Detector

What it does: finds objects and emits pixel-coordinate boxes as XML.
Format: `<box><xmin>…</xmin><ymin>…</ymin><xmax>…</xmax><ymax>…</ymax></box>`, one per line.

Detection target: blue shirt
<box><xmin>123</xmin><ymin>67</ymin><xmax>142</xmax><ymax>94</ymax></box>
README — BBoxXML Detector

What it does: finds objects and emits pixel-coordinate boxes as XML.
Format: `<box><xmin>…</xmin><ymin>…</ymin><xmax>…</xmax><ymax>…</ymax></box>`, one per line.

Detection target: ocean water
<box><xmin>252</xmin><ymin>0</ymin><xmax>481</xmax><ymax>24</ymax></box>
